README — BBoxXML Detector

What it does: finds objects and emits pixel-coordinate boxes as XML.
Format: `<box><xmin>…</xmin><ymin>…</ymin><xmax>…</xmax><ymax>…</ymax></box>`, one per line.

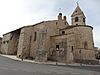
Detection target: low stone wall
<box><xmin>74</xmin><ymin>59</ymin><xmax>99</xmax><ymax>65</ymax></box>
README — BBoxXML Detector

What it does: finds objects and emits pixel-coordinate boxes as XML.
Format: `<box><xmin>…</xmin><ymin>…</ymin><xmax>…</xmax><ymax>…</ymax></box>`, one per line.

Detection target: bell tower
<box><xmin>71</xmin><ymin>4</ymin><xmax>86</xmax><ymax>26</ymax></box>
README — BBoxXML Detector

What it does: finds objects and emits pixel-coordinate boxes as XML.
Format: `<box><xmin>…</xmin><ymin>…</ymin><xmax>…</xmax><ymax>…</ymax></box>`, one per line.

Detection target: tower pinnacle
<box><xmin>71</xmin><ymin>4</ymin><xmax>86</xmax><ymax>25</ymax></box>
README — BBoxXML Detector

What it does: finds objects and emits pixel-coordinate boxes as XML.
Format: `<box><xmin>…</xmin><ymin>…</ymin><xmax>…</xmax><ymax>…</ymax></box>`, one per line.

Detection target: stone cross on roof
<box><xmin>76</xmin><ymin>0</ymin><xmax>79</xmax><ymax>6</ymax></box>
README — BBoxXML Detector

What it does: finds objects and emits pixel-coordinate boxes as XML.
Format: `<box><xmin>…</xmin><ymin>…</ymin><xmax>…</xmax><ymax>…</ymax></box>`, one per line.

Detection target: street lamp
<box><xmin>56</xmin><ymin>48</ymin><xmax>59</xmax><ymax>65</ymax></box>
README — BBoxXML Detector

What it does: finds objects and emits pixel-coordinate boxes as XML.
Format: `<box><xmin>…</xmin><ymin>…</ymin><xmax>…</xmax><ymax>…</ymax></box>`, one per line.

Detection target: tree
<box><xmin>95</xmin><ymin>51</ymin><xmax>100</xmax><ymax>60</ymax></box>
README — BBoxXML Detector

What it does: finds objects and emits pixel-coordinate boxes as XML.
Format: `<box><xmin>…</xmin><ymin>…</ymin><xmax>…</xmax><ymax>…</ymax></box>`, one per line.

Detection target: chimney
<box><xmin>58</xmin><ymin>13</ymin><xmax>62</xmax><ymax>20</ymax></box>
<box><xmin>63</xmin><ymin>16</ymin><xmax>67</xmax><ymax>21</ymax></box>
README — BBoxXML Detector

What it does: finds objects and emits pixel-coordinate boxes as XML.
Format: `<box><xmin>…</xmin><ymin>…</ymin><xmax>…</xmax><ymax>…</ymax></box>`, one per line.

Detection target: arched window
<box><xmin>75</xmin><ymin>17</ymin><xmax>79</xmax><ymax>22</ymax></box>
<box><xmin>84</xmin><ymin>41</ymin><xmax>88</xmax><ymax>49</ymax></box>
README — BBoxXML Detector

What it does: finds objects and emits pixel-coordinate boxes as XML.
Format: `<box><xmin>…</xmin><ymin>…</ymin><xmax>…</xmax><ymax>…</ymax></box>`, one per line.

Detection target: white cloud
<box><xmin>0</xmin><ymin>0</ymin><xmax>57</xmax><ymax>36</ymax></box>
<box><xmin>93</xmin><ymin>26</ymin><xmax>100</xmax><ymax>47</ymax></box>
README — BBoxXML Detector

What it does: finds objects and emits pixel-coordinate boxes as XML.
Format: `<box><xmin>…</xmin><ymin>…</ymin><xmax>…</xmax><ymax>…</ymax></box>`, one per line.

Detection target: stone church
<box><xmin>0</xmin><ymin>5</ymin><xmax>96</xmax><ymax>64</ymax></box>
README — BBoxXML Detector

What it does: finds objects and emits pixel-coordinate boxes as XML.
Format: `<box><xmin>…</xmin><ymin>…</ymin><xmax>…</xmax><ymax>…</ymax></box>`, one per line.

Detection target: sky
<box><xmin>0</xmin><ymin>0</ymin><xmax>100</xmax><ymax>47</ymax></box>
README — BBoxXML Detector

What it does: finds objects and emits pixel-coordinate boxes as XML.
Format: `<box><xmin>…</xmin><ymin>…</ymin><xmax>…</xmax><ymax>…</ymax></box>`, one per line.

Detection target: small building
<box><xmin>1</xmin><ymin>5</ymin><xmax>96</xmax><ymax>64</ymax></box>
<box><xmin>0</xmin><ymin>37</ymin><xmax>2</xmax><ymax>53</ymax></box>
<box><xmin>1</xmin><ymin>28</ymin><xmax>21</xmax><ymax>54</ymax></box>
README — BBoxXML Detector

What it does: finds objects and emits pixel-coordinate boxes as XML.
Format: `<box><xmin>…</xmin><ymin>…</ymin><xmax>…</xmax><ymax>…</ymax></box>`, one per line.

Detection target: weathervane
<box><xmin>59</xmin><ymin>8</ymin><xmax>62</xmax><ymax>12</ymax></box>
<box><xmin>76</xmin><ymin>0</ymin><xmax>79</xmax><ymax>6</ymax></box>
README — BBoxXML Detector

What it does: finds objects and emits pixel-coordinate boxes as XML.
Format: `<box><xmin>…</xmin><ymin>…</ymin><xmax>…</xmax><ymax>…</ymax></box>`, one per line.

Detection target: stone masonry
<box><xmin>0</xmin><ymin>5</ymin><xmax>97</xmax><ymax>64</ymax></box>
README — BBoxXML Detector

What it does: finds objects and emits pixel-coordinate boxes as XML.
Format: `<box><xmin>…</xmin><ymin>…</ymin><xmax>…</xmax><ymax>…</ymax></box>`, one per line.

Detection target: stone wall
<box><xmin>8</xmin><ymin>29</ymin><xmax>21</xmax><ymax>55</ymax></box>
<box><xmin>1</xmin><ymin>33</ymin><xmax>11</xmax><ymax>54</ymax></box>
<box><xmin>73</xmin><ymin>26</ymin><xmax>95</xmax><ymax>60</ymax></box>
<box><xmin>73</xmin><ymin>26</ymin><xmax>94</xmax><ymax>50</ymax></box>
<box><xmin>0</xmin><ymin>37</ymin><xmax>2</xmax><ymax>53</ymax></box>
<box><xmin>73</xmin><ymin>49</ymin><xmax>95</xmax><ymax>60</ymax></box>
<box><xmin>30</xmin><ymin>19</ymin><xmax>68</xmax><ymax>60</ymax></box>
<box><xmin>56</xmin><ymin>25</ymin><xmax>95</xmax><ymax>62</ymax></box>
<box><xmin>17</xmin><ymin>26</ymin><xmax>32</xmax><ymax>58</ymax></box>
<box><xmin>49</xmin><ymin>33</ymin><xmax>74</xmax><ymax>63</ymax></box>
<box><xmin>1</xmin><ymin>29</ymin><xmax>21</xmax><ymax>55</ymax></box>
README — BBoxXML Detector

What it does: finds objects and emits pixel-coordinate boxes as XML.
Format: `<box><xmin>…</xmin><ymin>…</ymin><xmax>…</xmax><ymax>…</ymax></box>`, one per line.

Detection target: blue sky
<box><xmin>0</xmin><ymin>0</ymin><xmax>100</xmax><ymax>47</ymax></box>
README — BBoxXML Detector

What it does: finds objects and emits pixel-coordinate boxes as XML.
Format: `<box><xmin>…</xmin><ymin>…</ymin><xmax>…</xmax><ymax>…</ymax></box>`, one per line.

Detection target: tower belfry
<box><xmin>71</xmin><ymin>3</ymin><xmax>86</xmax><ymax>25</ymax></box>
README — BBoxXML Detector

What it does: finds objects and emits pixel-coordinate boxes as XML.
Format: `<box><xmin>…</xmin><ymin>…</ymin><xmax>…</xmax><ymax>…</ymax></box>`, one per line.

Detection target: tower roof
<box><xmin>71</xmin><ymin>5</ymin><xmax>85</xmax><ymax>17</ymax></box>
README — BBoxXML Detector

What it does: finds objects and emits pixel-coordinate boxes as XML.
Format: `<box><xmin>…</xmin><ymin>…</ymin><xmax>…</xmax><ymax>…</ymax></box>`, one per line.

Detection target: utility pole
<box><xmin>56</xmin><ymin>48</ymin><xmax>59</xmax><ymax>65</ymax></box>
<box><xmin>79</xmin><ymin>49</ymin><xmax>82</xmax><ymax>66</ymax></box>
